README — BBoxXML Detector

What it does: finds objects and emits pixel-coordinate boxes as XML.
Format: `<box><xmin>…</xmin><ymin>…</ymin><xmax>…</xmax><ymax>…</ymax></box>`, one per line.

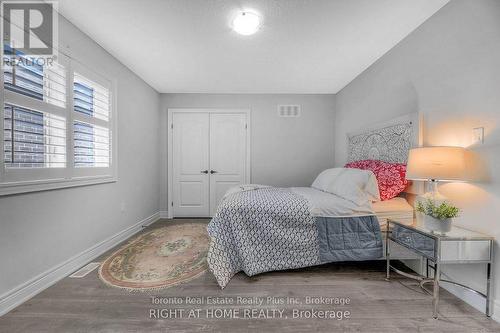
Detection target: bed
<box><xmin>207</xmin><ymin>113</ymin><xmax>421</xmax><ymax>288</ymax></box>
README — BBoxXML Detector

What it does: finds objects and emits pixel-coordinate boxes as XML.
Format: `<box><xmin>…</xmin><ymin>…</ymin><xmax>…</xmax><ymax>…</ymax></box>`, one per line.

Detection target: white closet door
<box><xmin>172</xmin><ymin>113</ymin><xmax>210</xmax><ymax>216</ymax></box>
<box><xmin>209</xmin><ymin>113</ymin><xmax>247</xmax><ymax>215</ymax></box>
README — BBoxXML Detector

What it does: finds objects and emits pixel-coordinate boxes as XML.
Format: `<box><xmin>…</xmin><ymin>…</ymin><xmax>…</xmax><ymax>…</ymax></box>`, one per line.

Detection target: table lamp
<box><xmin>406</xmin><ymin>146</ymin><xmax>467</xmax><ymax>202</ymax></box>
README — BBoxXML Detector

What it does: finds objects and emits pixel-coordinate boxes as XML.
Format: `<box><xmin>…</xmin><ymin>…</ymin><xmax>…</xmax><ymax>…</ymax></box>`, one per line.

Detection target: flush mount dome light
<box><xmin>232</xmin><ymin>11</ymin><xmax>261</xmax><ymax>35</ymax></box>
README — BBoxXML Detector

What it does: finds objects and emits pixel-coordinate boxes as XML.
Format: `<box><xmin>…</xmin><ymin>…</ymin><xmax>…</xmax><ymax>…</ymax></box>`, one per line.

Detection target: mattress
<box><xmin>372</xmin><ymin>197</ymin><xmax>414</xmax><ymax>228</ymax></box>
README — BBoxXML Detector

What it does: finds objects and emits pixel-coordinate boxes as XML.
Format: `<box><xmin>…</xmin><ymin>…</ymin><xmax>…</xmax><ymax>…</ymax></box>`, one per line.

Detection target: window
<box><xmin>3</xmin><ymin>45</ymin><xmax>67</xmax><ymax>108</ymax></box>
<box><xmin>73</xmin><ymin>73</ymin><xmax>110</xmax><ymax>121</ymax></box>
<box><xmin>73</xmin><ymin>121</ymin><xmax>110</xmax><ymax>168</ymax></box>
<box><xmin>0</xmin><ymin>45</ymin><xmax>116</xmax><ymax>195</ymax></box>
<box><xmin>4</xmin><ymin>104</ymin><xmax>66</xmax><ymax>169</ymax></box>
<box><xmin>72</xmin><ymin>72</ymin><xmax>112</xmax><ymax>173</ymax></box>
<box><xmin>3</xmin><ymin>45</ymin><xmax>44</xmax><ymax>100</ymax></box>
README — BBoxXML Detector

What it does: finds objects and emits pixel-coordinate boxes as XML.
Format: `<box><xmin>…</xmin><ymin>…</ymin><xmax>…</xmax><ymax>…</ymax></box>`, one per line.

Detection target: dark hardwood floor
<box><xmin>1</xmin><ymin>219</ymin><xmax>499</xmax><ymax>332</ymax></box>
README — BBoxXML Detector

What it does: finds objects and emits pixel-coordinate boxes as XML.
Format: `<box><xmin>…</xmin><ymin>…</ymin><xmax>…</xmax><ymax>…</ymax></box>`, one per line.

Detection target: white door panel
<box><xmin>172</xmin><ymin>113</ymin><xmax>209</xmax><ymax>217</ymax></box>
<box><xmin>171</xmin><ymin>110</ymin><xmax>248</xmax><ymax>217</ymax></box>
<box><xmin>209</xmin><ymin>113</ymin><xmax>247</xmax><ymax>215</ymax></box>
<box><xmin>179</xmin><ymin>181</ymin><xmax>205</xmax><ymax>205</ymax></box>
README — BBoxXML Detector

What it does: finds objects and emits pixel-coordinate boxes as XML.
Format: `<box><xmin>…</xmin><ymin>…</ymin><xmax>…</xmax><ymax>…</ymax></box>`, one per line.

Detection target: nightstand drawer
<box><xmin>391</xmin><ymin>225</ymin><xmax>436</xmax><ymax>260</ymax></box>
<box><xmin>441</xmin><ymin>240</ymin><xmax>491</xmax><ymax>262</ymax></box>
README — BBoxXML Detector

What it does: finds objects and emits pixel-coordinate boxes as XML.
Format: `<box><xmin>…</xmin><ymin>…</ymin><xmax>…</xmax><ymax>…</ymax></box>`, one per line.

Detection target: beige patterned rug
<box><xmin>99</xmin><ymin>223</ymin><xmax>209</xmax><ymax>291</ymax></box>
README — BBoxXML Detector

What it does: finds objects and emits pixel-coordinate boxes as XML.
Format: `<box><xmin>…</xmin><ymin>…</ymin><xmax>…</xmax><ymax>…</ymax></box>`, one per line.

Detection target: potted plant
<box><xmin>416</xmin><ymin>199</ymin><xmax>460</xmax><ymax>234</ymax></box>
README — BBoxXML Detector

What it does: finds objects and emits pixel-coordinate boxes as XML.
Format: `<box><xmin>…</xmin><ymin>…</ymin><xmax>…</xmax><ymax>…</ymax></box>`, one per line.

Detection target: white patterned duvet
<box><xmin>207</xmin><ymin>187</ymin><xmax>382</xmax><ymax>288</ymax></box>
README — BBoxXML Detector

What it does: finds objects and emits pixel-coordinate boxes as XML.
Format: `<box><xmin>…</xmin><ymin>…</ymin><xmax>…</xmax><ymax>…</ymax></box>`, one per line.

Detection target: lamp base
<box><xmin>419</xmin><ymin>190</ymin><xmax>447</xmax><ymax>202</ymax></box>
<box><xmin>415</xmin><ymin>180</ymin><xmax>447</xmax><ymax>226</ymax></box>
<box><xmin>421</xmin><ymin>179</ymin><xmax>448</xmax><ymax>202</ymax></box>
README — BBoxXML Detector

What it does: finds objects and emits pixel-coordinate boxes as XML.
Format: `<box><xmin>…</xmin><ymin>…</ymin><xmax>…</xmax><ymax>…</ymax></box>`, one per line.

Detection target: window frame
<box><xmin>0</xmin><ymin>50</ymin><xmax>118</xmax><ymax>196</ymax></box>
<box><xmin>70</xmin><ymin>62</ymin><xmax>117</xmax><ymax>180</ymax></box>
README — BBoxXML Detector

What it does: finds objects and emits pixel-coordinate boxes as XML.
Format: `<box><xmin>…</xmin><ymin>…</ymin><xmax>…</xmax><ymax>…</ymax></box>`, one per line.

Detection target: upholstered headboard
<box><xmin>347</xmin><ymin>113</ymin><xmax>423</xmax><ymax>195</ymax></box>
<box><xmin>347</xmin><ymin>113</ymin><xmax>422</xmax><ymax>163</ymax></box>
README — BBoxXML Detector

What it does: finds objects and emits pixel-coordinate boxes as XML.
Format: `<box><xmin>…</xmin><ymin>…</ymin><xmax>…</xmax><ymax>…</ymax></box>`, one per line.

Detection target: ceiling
<box><xmin>57</xmin><ymin>0</ymin><xmax>449</xmax><ymax>94</ymax></box>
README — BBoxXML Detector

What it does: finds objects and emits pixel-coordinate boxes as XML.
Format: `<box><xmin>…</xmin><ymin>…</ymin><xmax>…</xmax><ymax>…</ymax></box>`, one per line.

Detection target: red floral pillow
<box><xmin>344</xmin><ymin>160</ymin><xmax>409</xmax><ymax>201</ymax></box>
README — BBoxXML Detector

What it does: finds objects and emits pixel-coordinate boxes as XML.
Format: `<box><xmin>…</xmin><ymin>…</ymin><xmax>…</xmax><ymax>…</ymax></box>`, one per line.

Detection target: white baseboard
<box><xmin>440</xmin><ymin>281</ymin><xmax>486</xmax><ymax>314</ymax></box>
<box><xmin>402</xmin><ymin>259</ymin><xmax>499</xmax><ymax>322</ymax></box>
<box><xmin>493</xmin><ymin>300</ymin><xmax>500</xmax><ymax>322</ymax></box>
<box><xmin>159</xmin><ymin>210</ymin><xmax>169</xmax><ymax>219</ymax></box>
<box><xmin>0</xmin><ymin>212</ymin><xmax>160</xmax><ymax>317</ymax></box>
<box><xmin>435</xmin><ymin>268</ymin><xmax>497</xmax><ymax>320</ymax></box>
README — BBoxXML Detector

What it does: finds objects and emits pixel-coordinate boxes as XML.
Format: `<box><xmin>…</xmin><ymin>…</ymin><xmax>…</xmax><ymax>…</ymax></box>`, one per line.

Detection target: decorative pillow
<box><xmin>311</xmin><ymin>168</ymin><xmax>380</xmax><ymax>205</ymax></box>
<box><xmin>344</xmin><ymin>160</ymin><xmax>409</xmax><ymax>201</ymax></box>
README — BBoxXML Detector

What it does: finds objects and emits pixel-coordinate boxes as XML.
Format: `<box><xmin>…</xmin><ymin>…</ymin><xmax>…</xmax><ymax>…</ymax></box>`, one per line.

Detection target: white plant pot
<box><xmin>423</xmin><ymin>215</ymin><xmax>452</xmax><ymax>234</ymax></box>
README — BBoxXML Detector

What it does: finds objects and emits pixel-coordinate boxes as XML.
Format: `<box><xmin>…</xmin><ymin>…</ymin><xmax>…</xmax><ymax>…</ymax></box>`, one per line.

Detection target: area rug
<box><xmin>99</xmin><ymin>223</ymin><xmax>209</xmax><ymax>291</ymax></box>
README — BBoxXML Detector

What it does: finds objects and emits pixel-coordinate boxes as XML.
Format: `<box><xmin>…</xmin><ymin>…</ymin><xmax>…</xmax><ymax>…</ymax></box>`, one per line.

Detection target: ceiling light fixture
<box><xmin>232</xmin><ymin>11</ymin><xmax>261</xmax><ymax>36</ymax></box>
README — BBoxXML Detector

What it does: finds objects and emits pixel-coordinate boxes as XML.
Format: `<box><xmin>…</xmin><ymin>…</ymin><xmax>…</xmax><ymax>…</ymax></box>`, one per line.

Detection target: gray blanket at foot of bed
<box><xmin>207</xmin><ymin>187</ymin><xmax>383</xmax><ymax>288</ymax></box>
<box><xmin>316</xmin><ymin>216</ymin><xmax>383</xmax><ymax>262</ymax></box>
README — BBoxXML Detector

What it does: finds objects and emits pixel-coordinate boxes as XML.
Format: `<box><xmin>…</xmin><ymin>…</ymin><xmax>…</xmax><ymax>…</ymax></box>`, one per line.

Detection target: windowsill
<box><xmin>0</xmin><ymin>175</ymin><xmax>117</xmax><ymax>196</ymax></box>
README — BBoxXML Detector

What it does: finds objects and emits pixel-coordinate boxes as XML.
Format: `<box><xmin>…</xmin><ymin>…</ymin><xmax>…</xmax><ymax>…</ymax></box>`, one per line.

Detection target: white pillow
<box><xmin>311</xmin><ymin>168</ymin><xmax>380</xmax><ymax>205</ymax></box>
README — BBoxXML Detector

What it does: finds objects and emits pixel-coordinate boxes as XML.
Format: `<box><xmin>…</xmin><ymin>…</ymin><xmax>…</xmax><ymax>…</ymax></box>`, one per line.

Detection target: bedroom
<box><xmin>0</xmin><ymin>0</ymin><xmax>499</xmax><ymax>332</ymax></box>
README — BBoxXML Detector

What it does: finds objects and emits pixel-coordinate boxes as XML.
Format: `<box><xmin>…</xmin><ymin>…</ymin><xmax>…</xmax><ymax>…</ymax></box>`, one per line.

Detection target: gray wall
<box><xmin>160</xmin><ymin>94</ymin><xmax>336</xmax><ymax>213</ymax></box>
<box><xmin>335</xmin><ymin>0</ymin><xmax>500</xmax><ymax>315</ymax></box>
<box><xmin>0</xmin><ymin>16</ymin><xmax>161</xmax><ymax>297</ymax></box>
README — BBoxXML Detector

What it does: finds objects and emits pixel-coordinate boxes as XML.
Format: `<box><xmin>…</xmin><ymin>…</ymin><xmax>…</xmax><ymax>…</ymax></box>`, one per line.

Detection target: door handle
<box><xmin>201</xmin><ymin>170</ymin><xmax>209</xmax><ymax>174</ymax></box>
<box><xmin>210</xmin><ymin>170</ymin><xmax>218</xmax><ymax>174</ymax></box>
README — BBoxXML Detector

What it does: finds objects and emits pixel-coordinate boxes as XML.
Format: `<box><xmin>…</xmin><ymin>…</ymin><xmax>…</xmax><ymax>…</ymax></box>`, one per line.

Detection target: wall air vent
<box><xmin>278</xmin><ymin>105</ymin><xmax>301</xmax><ymax>117</ymax></box>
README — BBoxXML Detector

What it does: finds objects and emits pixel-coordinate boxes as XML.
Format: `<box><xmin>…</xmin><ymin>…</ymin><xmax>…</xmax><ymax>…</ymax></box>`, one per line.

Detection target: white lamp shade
<box><xmin>406</xmin><ymin>146</ymin><xmax>467</xmax><ymax>181</ymax></box>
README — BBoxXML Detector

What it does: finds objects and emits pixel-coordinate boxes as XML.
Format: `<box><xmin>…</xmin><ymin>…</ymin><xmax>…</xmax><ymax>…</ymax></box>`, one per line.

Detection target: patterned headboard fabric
<box><xmin>347</xmin><ymin>113</ymin><xmax>422</xmax><ymax>196</ymax></box>
<box><xmin>347</xmin><ymin>113</ymin><xmax>420</xmax><ymax>164</ymax></box>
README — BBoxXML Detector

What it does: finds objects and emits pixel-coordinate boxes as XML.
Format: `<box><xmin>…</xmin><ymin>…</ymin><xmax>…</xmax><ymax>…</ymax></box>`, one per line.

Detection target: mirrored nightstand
<box><xmin>386</xmin><ymin>219</ymin><xmax>494</xmax><ymax>319</ymax></box>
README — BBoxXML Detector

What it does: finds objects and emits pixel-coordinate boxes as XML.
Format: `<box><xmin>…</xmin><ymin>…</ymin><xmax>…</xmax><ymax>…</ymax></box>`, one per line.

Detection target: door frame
<box><xmin>167</xmin><ymin>108</ymin><xmax>251</xmax><ymax>218</ymax></box>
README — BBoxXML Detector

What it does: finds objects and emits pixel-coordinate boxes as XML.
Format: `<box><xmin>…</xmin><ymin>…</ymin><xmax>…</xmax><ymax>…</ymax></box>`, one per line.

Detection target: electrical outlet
<box><xmin>473</xmin><ymin>127</ymin><xmax>484</xmax><ymax>144</ymax></box>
